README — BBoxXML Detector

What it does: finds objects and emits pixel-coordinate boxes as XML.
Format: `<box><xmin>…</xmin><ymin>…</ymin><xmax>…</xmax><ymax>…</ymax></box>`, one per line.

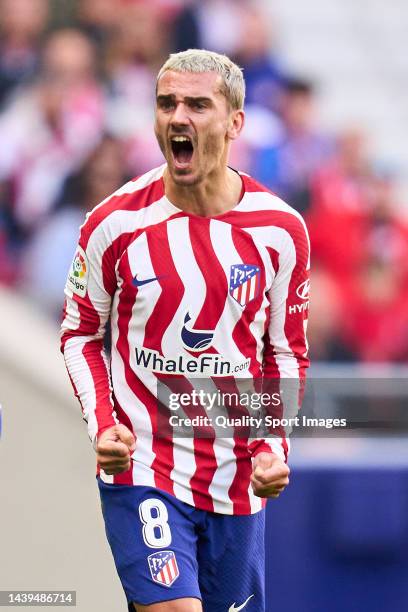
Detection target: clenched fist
<box><xmin>251</xmin><ymin>452</ymin><xmax>290</xmax><ymax>498</ymax></box>
<box><xmin>96</xmin><ymin>424</ymin><xmax>136</xmax><ymax>475</ymax></box>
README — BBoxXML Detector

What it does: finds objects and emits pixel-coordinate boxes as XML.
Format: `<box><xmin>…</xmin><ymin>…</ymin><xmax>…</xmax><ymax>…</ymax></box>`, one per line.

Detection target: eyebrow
<box><xmin>156</xmin><ymin>94</ymin><xmax>214</xmax><ymax>105</ymax></box>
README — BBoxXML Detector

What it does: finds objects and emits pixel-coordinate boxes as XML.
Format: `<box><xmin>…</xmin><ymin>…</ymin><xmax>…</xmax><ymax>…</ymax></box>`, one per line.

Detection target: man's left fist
<box><xmin>250</xmin><ymin>451</ymin><xmax>290</xmax><ymax>498</ymax></box>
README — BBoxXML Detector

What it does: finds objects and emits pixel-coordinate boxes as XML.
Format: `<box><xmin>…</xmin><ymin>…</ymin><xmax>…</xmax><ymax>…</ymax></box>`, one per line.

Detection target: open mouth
<box><xmin>170</xmin><ymin>136</ymin><xmax>194</xmax><ymax>167</ymax></box>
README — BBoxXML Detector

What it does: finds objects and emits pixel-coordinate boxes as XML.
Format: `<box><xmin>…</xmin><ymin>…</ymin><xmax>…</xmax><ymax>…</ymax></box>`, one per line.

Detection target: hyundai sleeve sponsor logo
<box><xmin>288</xmin><ymin>301</ymin><xmax>309</xmax><ymax>315</ymax></box>
<box><xmin>296</xmin><ymin>279</ymin><xmax>310</xmax><ymax>300</ymax></box>
<box><xmin>181</xmin><ymin>313</ymin><xmax>214</xmax><ymax>351</ymax></box>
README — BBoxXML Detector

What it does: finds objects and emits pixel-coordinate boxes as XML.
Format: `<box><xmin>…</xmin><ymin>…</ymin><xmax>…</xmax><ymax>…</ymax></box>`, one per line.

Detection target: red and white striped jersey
<box><xmin>61</xmin><ymin>164</ymin><xmax>310</xmax><ymax>515</ymax></box>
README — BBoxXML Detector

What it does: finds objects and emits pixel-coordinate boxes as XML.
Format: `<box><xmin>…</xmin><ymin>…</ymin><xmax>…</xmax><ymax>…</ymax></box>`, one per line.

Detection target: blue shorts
<box><xmin>98</xmin><ymin>479</ymin><xmax>265</xmax><ymax>611</ymax></box>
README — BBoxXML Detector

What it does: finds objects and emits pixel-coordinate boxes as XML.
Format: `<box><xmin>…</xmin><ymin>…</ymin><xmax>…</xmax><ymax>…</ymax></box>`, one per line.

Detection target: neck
<box><xmin>163</xmin><ymin>166</ymin><xmax>243</xmax><ymax>217</ymax></box>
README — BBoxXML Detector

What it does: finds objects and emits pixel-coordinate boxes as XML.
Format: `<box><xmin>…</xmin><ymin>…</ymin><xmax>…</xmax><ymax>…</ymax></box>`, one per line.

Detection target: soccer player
<box><xmin>61</xmin><ymin>49</ymin><xmax>310</xmax><ymax>612</ymax></box>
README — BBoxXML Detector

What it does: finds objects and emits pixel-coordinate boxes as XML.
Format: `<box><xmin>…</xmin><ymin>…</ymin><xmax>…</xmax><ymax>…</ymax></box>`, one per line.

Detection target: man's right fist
<box><xmin>96</xmin><ymin>424</ymin><xmax>136</xmax><ymax>475</ymax></box>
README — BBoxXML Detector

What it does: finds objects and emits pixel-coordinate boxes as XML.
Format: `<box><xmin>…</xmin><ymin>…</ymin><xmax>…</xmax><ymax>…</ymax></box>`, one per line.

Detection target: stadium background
<box><xmin>0</xmin><ymin>1</ymin><xmax>407</xmax><ymax>610</ymax></box>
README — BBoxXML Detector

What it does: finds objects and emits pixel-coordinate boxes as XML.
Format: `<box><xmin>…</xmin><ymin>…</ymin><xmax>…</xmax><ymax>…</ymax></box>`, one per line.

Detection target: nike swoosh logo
<box><xmin>132</xmin><ymin>275</ymin><xmax>162</xmax><ymax>287</ymax></box>
<box><xmin>228</xmin><ymin>594</ymin><xmax>254</xmax><ymax>612</ymax></box>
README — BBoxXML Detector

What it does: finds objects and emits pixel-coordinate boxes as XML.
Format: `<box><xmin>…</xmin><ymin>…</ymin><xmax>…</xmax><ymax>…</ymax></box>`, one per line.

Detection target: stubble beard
<box><xmin>171</xmin><ymin>169</ymin><xmax>202</xmax><ymax>187</ymax></box>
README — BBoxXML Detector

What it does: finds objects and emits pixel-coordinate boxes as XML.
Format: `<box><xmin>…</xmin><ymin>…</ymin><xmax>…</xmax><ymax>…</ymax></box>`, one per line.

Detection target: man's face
<box><xmin>155</xmin><ymin>70</ymin><xmax>238</xmax><ymax>186</ymax></box>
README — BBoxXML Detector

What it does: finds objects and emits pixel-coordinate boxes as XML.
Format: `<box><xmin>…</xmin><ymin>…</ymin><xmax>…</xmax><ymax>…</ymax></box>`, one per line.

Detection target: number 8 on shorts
<box><xmin>139</xmin><ymin>498</ymin><xmax>172</xmax><ymax>548</ymax></box>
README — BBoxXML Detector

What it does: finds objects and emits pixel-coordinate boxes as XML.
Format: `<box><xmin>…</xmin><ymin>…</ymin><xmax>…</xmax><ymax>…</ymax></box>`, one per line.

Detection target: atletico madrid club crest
<box><xmin>147</xmin><ymin>551</ymin><xmax>179</xmax><ymax>587</ymax></box>
<box><xmin>230</xmin><ymin>264</ymin><xmax>260</xmax><ymax>307</ymax></box>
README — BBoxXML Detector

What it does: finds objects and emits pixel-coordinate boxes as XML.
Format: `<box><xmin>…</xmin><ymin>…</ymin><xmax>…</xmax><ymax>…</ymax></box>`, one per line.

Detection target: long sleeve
<box><xmin>60</xmin><ymin>212</ymin><xmax>118</xmax><ymax>446</ymax></box>
<box><xmin>249</xmin><ymin>212</ymin><xmax>310</xmax><ymax>461</ymax></box>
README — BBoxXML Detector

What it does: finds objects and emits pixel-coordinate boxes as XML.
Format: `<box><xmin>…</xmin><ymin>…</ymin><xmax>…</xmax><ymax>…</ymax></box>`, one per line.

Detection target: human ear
<box><xmin>227</xmin><ymin>110</ymin><xmax>245</xmax><ymax>140</ymax></box>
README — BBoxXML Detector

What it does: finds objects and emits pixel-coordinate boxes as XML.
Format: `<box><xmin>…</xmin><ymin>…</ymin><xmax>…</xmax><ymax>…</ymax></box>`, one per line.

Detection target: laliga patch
<box><xmin>147</xmin><ymin>551</ymin><xmax>179</xmax><ymax>587</ymax></box>
<box><xmin>67</xmin><ymin>245</ymin><xmax>89</xmax><ymax>297</ymax></box>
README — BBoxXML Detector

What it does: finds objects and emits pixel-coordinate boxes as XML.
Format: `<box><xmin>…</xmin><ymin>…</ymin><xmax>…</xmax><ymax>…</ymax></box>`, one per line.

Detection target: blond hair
<box><xmin>157</xmin><ymin>49</ymin><xmax>245</xmax><ymax>110</ymax></box>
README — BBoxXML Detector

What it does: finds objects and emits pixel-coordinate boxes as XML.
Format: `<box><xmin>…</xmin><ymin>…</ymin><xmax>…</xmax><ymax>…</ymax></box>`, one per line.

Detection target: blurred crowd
<box><xmin>0</xmin><ymin>0</ymin><xmax>407</xmax><ymax>363</ymax></box>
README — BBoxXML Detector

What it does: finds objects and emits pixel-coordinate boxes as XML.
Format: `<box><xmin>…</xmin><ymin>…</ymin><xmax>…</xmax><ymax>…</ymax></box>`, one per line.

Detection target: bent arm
<box><xmin>250</xmin><ymin>214</ymin><xmax>310</xmax><ymax>462</ymax></box>
<box><xmin>60</xmin><ymin>221</ymin><xmax>118</xmax><ymax>446</ymax></box>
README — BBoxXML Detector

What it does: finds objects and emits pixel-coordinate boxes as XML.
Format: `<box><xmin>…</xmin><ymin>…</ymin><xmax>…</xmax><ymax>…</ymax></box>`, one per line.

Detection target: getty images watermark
<box><xmin>156</xmin><ymin>377</ymin><xmax>408</xmax><ymax>438</ymax></box>
<box><xmin>166</xmin><ymin>387</ymin><xmax>346</xmax><ymax>435</ymax></box>
<box><xmin>156</xmin><ymin>379</ymin><xmax>350</xmax><ymax>439</ymax></box>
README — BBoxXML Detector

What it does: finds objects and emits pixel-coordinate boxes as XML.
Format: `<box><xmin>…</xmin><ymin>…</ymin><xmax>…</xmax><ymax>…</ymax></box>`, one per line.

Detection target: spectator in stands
<box><xmin>76</xmin><ymin>0</ymin><xmax>120</xmax><ymax>50</ymax></box>
<box><xmin>104</xmin><ymin>3</ymin><xmax>167</xmax><ymax>174</ymax></box>
<box><xmin>0</xmin><ymin>29</ymin><xmax>104</xmax><ymax>249</ymax></box>
<box><xmin>20</xmin><ymin>135</ymin><xmax>127</xmax><ymax>317</ymax></box>
<box><xmin>171</xmin><ymin>0</ymin><xmax>201</xmax><ymax>52</ymax></box>
<box><xmin>234</xmin><ymin>4</ymin><xmax>287</xmax><ymax>113</ymax></box>
<box><xmin>171</xmin><ymin>0</ymin><xmax>245</xmax><ymax>57</ymax></box>
<box><xmin>306</xmin><ymin>128</ymin><xmax>373</xmax><ymax>280</ymax></box>
<box><xmin>0</xmin><ymin>0</ymin><xmax>49</xmax><ymax>109</ymax></box>
<box><xmin>343</xmin><ymin>255</ymin><xmax>408</xmax><ymax>362</ymax></box>
<box><xmin>365</xmin><ymin>166</ymin><xmax>408</xmax><ymax>281</ymax></box>
<box><xmin>228</xmin><ymin>4</ymin><xmax>288</xmax><ymax>174</ymax></box>
<box><xmin>253</xmin><ymin>77</ymin><xmax>333</xmax><ymax>213</ymax></box>
<box><xmin>307</xmin><ymin>266</ymin><xmax>358</xmax><ymax>362</ymax></box>
<box><xmin>343</xmin><ymin>166</ymin><xmax>408</xmax><ymax>362</ymax></box>
<box><xmin>309</xmin><ymin>145</ymin><xmax>408</xmax><ymax>362</ymax></box>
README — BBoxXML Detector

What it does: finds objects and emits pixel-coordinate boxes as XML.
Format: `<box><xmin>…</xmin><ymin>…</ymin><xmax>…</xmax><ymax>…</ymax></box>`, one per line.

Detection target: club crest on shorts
<box><xmin>147</xmin><ymin>551</ymin><xmax>179</xmax><ymax>587</ymax></box>
<box><xmin>230</xmin><ymin>264</ymin><xmax>260</xmax><ymax>307</ymax></box>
